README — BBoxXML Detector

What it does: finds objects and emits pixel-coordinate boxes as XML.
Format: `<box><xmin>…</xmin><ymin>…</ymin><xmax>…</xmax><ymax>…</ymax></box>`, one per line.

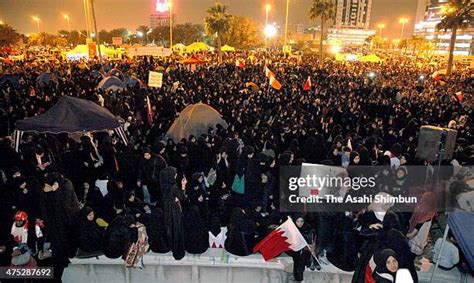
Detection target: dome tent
<box><xmin>36</xmin><ymin>73</ymin><xmax>53</xmax><ymax>87</ymax></box>
<box><xmin>97</xmin><ymin>76</ymin><xmax>124</xmax><ymax>90</ymax></box>
<box><xmin>166</xmin><ymin>102</ymin><xmax>228</xmax><ymax>142</ymax></box>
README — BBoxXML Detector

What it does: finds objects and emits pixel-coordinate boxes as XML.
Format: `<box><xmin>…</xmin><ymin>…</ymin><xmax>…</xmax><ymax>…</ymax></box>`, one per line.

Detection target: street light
<box><xmin>330</xmin><ymin>44</ymin><xmax>342</xmax><ymax>54</ymax></box>
<box><xmin>264</xmin><ymin>4</ymin><xmax>271</xmax><ymax>52</ymax></box>
<box><xmin>63</xmin><ymin>14</ymin><xmax>71</xmax><ymax>32</ymax></box>
<box><xmin>169</xmin><ymin>0</ymin><xmax>173</xmax><ymax>49</ymax></box>
<box><xmin>377</xmin><ymin>23</ymin><xmax>385</xmax><ymax>36</ymax></box>
<box><xmin>32</xmin><ymin>16</ymin><xmax>40</xmax><ymax>33</ymax></box>
<box><xmin>264</xmin><ymin>24</ymin><xmax>277</xmax><ymax>38</ymax></box>
<box><xmin>265</xmin><ymin>4</ymin><xmax>271</xmax><ymax>26</ymax></box>
<box><xmin>284</xmin><ymin>0</ymin><xmax>290</xmax><ymax>54</ymax></box>
<box><xmin>399</xmin><ymin>18</ymin><xmax>409</xmax><ymax>39</ymax></box>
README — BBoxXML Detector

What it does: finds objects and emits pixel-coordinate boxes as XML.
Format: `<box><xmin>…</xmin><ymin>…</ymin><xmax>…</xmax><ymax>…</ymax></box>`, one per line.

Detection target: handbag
<box><xmin>231</xmin><ymin>175</ymin><xmax>245</xmax><ymax>194</ymax></box>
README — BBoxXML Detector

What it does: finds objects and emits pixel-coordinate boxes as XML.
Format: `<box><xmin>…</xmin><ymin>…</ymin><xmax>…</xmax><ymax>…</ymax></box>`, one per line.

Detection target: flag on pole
<box><xmin>303</xmin><ymin>76</ymin><xmax>312</xmax><ymax>91</ymax></box>
<box><xmin>265</xmin><ymin>66</ymin><xmax>275</xmax><ymax>79</ymax></box>
<box><xmin>253</xmin><ymin>217</ymin><xmax>308</xmax><ymax>261</ymax></box>
<box><xmin>269</xmin><ymin>76</ymin><xmax>282</xmax><ymax>90</ymax></box>
<box><xmin>146</xmin><ymin>96</ymin><xmax>154</xmax><ymax>126</ymax></box>
<box><xmin>235</xmin><ymin>59</ymin><xmax>245</xmax><ymax>69</ymax></box>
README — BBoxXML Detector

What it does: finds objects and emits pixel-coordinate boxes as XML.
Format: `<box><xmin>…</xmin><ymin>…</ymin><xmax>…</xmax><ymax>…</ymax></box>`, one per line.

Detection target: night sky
<box><xmin>0</xmin><ymin>0</ymin><xmax>418</xmax><ymax>39</ymax></box>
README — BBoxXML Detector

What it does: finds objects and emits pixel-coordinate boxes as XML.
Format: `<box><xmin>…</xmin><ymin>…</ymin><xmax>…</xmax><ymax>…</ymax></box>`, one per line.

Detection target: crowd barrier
<box><xmin>63</xmin><ymin>248</ymin><xmax>464</xmax><ymax>283</ymax></box>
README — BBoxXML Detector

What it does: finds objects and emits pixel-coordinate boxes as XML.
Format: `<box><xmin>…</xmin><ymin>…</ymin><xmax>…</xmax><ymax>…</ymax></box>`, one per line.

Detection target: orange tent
<box><xmin>180</xmin><ymin>55</ymin><xmax>206</xmax><ymax>65</ymax></box>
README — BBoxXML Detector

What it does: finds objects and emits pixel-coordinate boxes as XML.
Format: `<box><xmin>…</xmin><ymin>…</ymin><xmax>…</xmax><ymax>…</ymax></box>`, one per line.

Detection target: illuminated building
<box><xmin>414</xmin><ymin>0</ymin><xmax>474</xmax><ymax>56</ymax></box>
<box><xmin>327</xmin><ymin>0</ymin><xmax>376</xmax><ymax>45</ymax></box>
<box><xmin>150</xmin><ymin>0</ymin><xmax>175</xmax><ymax>28</ymax></box>
<box><xmin>335</xmin><ymin>0</ymin><xmax>372</xmax><ymax>29</ymax></box>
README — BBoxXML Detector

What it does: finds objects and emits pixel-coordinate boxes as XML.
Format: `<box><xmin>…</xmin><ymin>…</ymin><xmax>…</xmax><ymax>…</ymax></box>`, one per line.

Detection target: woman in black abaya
<box><xmin>159</xmin><ymin>166</ymin><xmax>186</xmax><ymax>260</ymax></box>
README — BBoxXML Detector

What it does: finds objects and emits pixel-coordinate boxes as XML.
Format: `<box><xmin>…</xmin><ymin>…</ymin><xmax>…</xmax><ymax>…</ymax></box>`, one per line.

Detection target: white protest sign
<box><xmin>148</xmin><ymin>71</ymin><xmax>163</xmax><ymax>88</ymax></box>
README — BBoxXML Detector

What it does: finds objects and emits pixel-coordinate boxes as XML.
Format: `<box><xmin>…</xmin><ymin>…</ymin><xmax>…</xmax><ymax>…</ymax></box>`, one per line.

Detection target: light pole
<box><xmin>89</xmin><ymin>0</ymin><xmax>102</xmax><ymax>60</ymax></box>
<box><xmin>265</xmin><ymin>4</ymin><xmax>271</xmax><ymax>52</ymax></box>
<box><xmin>63</xmin><ymin>14</ymin><xmax>71</xmax><ymax>32</ymax></box>
<box><xmin>32</xmin><ymin>16</ymin><xmax>40</xmax><ymax>33</ymax></box>
<box><xmin>284</xmin><ymin>0</ymin><xmax>290</xmax><ymax>53</ymax></box>
<box><xmin>377</xmin><ymin>23</ymin><xmax>385</xmax><ymax>36</ymax></box>
<box><xmin>169</xmin><ymin>0</ymin><xmax>173</xmax><ymax>49</ymax></box>
<box><xmin>399</xmin><ymin>18</ymin><xmax>409</xmax><ymax>39</ymax></box>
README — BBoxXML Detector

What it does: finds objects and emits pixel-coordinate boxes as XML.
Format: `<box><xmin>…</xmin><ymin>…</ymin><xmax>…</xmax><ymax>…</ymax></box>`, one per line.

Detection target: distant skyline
<box><xmin>0</xmin><ymin>0</ymin><xmax>418</xmax><ymax>39</ymax></box>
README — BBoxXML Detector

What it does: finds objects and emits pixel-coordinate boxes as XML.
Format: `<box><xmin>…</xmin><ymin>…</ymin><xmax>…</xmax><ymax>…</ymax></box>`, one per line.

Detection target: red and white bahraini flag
<box><xmin>253</xmin><ymin>216</ymin><xmax>308</xmax><ymax>261</ymax></box>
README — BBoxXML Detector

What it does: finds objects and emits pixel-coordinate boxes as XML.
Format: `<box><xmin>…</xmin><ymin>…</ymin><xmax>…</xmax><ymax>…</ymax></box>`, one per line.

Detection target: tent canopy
<box><xmin>221</xmin><ymin>45</ymin><xmax>235</xmax><ymax>52</ymax></box>
<box><xmin>36</xmin><ymin>73</ymin><xmax>53</xmax><ymax>86</ymax></box>
<box><xmin>166</xmin><ymin>102</ymin><xmax>228</xmax><ymax>142</ymax></box>
<box><xmin>97</xmin><ymin>76</ymin><xmax>123</xmax><ymax>90</ymax></box>
<box><xmin>186</xmin><ymin>42</ymin><xmax>211</xmax><ymax>52</ymax></box>
<box><xmin>172</xmin><ymin>43</ymin><xmax>186</xmax><ymax>51</ymax></box>
<box><xmin>123</xmin><ymin>76</ymin><xmax>144</xmax><ymax>88</ymax></box>
<box><xmin>359</xmin><ymin>54</ymin><xmax>382</xmax><ymax>63</ymax></box>
<box><xmin>447</xmin><ymin>210</ymin><xmax>474</xmax><ymax>268</ymax></box>
<box><xmin>91</xmin><ymin>69</ymin><xmax>104</xmax><ymax>79</ymax></box>
<box><xmin>0</xmin><ymin>74</ymin><xmax>20</xmax><ymax>89</ymax></box>
<box><xmin>180</xmin><ymin>55</ymin><xmax>207</xmax><ymax>65</ymax></box>
<box><xmin>16</xmin><ymin>96</ymin><xmax>121</xmax><ymax>133</ymax></box>
<box><xmin>107</xmin><ymin>68</ymin><xmax>124</xmax><ymax>80</ymax></box>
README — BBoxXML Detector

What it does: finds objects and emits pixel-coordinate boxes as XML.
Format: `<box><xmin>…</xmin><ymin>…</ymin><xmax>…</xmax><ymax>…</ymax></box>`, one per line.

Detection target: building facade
<box><xmin>150</xmin><ymin>0</ymin><xmax>173</xmax><ymax>28</ymax></box>
<box><xmin>335</xmin><ymin>0</ymin><xmax>372</xmax><ymax>29</ymax></box>
<box><xmin>150</xmin><ymin>13</ymin><xmax>173</xmax><ymax>28</ymax></box>
<box><xmin>414</xmin><ymin>0</ymin><xmax>473</xmax><ymax>56</ymax></box>
<box><xmin>328</xmin><ymin>0</ymin><xmax>375</xmax><ymax>45</ymax></box>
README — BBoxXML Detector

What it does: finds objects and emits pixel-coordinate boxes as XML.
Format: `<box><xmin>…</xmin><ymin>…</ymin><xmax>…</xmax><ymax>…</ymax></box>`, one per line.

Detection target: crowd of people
<box><xmin>0</xmin><ymin>51</ymin><xmax>473</xmax><ymax>282</ymax></box>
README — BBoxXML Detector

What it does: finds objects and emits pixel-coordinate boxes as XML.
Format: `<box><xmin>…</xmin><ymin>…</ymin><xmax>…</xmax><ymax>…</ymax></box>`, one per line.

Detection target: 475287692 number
<box><xmin>0</xmin><ymin>267</ymin><xmax>54</xmax><ymax>279</ymax></box>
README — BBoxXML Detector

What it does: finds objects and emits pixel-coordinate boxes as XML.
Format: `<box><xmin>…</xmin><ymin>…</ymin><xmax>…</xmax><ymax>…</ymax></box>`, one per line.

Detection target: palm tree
<box><xmin>0</xmin><ymin>24</ymin><xmax>21</xmax><ymax>47</ymax></box>
<box><xmin>309</xmin><ymin>0</ymin><xmax>336</xmax><ymax>62</ymax></box>
<box><xmin>436</xmin><ymin>0</ymin><xmax>473</xmax><ymax>75</ymax></box>
<box><xmin>205</xmin><ymin>2</ymin><xmax>232</xmax><ymax>63</ymax></box>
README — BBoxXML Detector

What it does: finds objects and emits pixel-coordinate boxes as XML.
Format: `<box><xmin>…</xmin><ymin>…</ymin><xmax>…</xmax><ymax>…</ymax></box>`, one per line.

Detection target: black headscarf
<box><xmin>159</xmin><ymin>166</ymin><xmax>177</xmax><ymax>201</ymax></box>
<box><xmin>374</xmin><ymin>249</ymin><xmax>398</xmax><ymax>279</ymax></box>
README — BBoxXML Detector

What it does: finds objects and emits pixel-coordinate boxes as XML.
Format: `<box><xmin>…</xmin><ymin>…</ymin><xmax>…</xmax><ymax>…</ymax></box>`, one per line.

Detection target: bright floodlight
<box><xmin>264</xmin><ymin>24</ymin><xmax>277</xmax><ymax>38</ymax></box>
<box><xmin>137</xmin><ymin>31</ymin><xmax>144</xmax><ymax>37</ymax></box>
<box><xmin>156</xmin><ymin>0</ymin><xmax>170</xmax><ymax>13</ymax></box>
<box><xmin>330</xmin><ymin>45</ymin><xmax>342</xmax><ymax>53</ymax></box>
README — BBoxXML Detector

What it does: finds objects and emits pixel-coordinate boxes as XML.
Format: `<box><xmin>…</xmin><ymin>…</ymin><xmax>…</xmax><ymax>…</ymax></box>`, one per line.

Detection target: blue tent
<box><xmin>91</xmin><ymin>69</ymin><xmax>104</xmax><ymax>79</ymax></box>
<box><xmin>36</xmin><ymin>73</ymin><xmax>53</xmax><ymax>87</ymax></box>
<box><xmin>0</xmin><ymin>74</ymin><xmax>20</xmax><ymax>89</ymax></box>
<box><xmin>430</xmin><ymin>209</ymin><xmax>474</xmax><ymax>281</ymax></box>
<box><xmin>107</xmin><ymin>68</ymin><xmax>124</xmax><ymax>80</ymax></box>
<box><xmin>448</xmin><ymin>210</ymin><xmax>474</xmax><ymax>268</ymax></box>
<box><xmin>123</xmin><ymin>76</ymin><xmax>143</xmax><ymax>88</ymax></box>
<box><xmin>97</xmin><ymin>76</ymin><xmax>123</xmax><ymax>90</ymax></box>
